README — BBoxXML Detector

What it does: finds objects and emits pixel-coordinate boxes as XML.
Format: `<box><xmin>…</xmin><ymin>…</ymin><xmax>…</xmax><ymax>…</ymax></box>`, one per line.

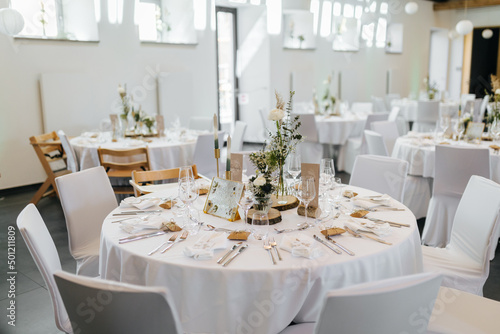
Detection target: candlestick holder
<box><xmin>225</xmin><ymin>171</ymin><xmax>231</xmax><ymax>180</ymax></box>
<box><xmin>214</xmin><ymin>148</ymin><xmax>220</xmax><ymax>178</ymax></box>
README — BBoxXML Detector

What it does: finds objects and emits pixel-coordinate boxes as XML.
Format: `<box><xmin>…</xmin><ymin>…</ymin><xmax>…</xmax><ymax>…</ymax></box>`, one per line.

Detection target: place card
<box><xmin>203</xmin><ymin>177</ymin><xmax>244</xmax><ymax>221</ymax></box>
<box><xmin>465</xmin><ymin>122</ymin><xmax>485</xmax><ymax>142</ymax></box>
<box><xmin>230</xmin><ymin>153</ymin><xmax>243</xmax><ymax>182</ymax></box>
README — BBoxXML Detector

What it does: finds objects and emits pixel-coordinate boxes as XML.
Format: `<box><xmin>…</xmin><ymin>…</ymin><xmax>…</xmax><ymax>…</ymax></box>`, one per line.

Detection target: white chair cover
<box><xmin>388</xmin><ymin>106</ymin><xmax>409</xmax><ymax>136</ymax></box>
<box><xmin>427</xmin><ymin>286</ymin><xmax>500</xmax><ymax>333</ymax></box>
<box><xmin>422</xmin><ymin>175</ymin><xmax>500</xmax><ymax>295</ymax></box>
<box><xmin>16</xmin><ymin>204</ymin><xmax>72</xmax><ymax>333</ymax></box>
<box><xmin>413</xmin><ymin>101</ymin><xmax>439</xmax><ymax>132</ymax></box>
<box><xmin>292</xmin><ymin>113</ymin><xmax>323</xmax><ymax>163</ymax></box>
<box><xmin>280</xmin><ymin>273</ymin><xmax>442</xmax><ymax>334</ymax></box>
<box><xmin>337</xmin><ymin>113</ymin><xmax>389</xmax><ymax>173</ymax></box>
<box><xmin>188</xmin><ymin>116</ymin><xmax>213</xmax><ymax>131</ymax></box>
<box><xmin>231</xmin><ymin>120</ymin><xmax>247</xmax><ymax>152</ymax></box>
<box><xmin>422</xmin><ymin>145</ymin><xmax>490</xmax><ymax>247</ymax></box>
<box><xmin>371</xmin><ymin>96</ymin><xmax>387</xmax><ymax>113</ymax></box>
<box><xmin>192</xmin><ymin>132</ymin><xmax>226</xmax><ymax>178</ymax></box>
<box><xmin>55</xmin><ymin>166</ymin><xmax>117</xmax><ymax>277</ymax></box>
<box><xmin>385</xmin><ymin>93</ymin><xmax>400</xmax><ymax>110</ymax></box>
<box><xmin>364</xmin><ymin>130</ymin><xmax>388</xmax><ymax>156</ymax></box>
<box><xmin>57</xmin><ymin>130</ymin><xmax>79</xmax><ymax>173</ymax></box>
<box><xmin>461</xmin><ymin>93</ymin><xmax>476</xmax><ymax>112</ymax></box>
<box><xmin>370</xmin><ymin>120</ymin><xmax>399</xmax><ymax>155</ymax></box>
<box><xmin>350</xmin><ymin>154</ymin><xmax>409</xmax><ymax>202</ymax></box>
<box><xmin>54</xmin><ymin>270</ymin><xmax>183</xmax><ymax>334</ymax></box>
<box><xmin>351</xmin><ymin>102</ymin><xmax>373</xmax><ymax>114</ymax></box>
<box><xmin>479</xmin><ymin>95</ymin><xmax>489</xmax><ymax>122</ymax></box>
<box><xmin>472</xmin><ymin>98</ymin><xmax>483</xmax><ymax>122</ymax></box>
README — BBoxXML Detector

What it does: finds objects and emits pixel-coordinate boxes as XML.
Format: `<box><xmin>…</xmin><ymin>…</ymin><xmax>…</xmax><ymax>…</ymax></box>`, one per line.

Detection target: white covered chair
<box><xmin>350</xmin><ymin>154</ymin><xmax>408</xmax><ymax>202</ymax></box>
<box><xmin>371</xmin><ymin>96</ymin><xmax>387</xmax><ymax>113</ymax></box>
<box><xmin>231</xmin><ymin>120</ymin><xmax>247</xmax><ymax>152</ymax></box>
<box><xmin>54</xmin><ymin>270</ymin><xmax>183</xmax><ymax>334</ymax></box>
<box><xmin>422</xmin><ymin>145</ymin><xmax>490</xmax><ymax>247</ymax></box>
<box><xmin>388</xmin><ymin>106</ymin><xmax>409</xmax><ymax>136</ymax></box>
<box><xmin>337</xmin><ymin>113</ymin><xmax>389</xmax><ymax>173</ymax></box>
<box><xmin>16</xmin><ymin>204</ymin><xmax>72</xmax><ymax>333</ymax></box>
<box><xmin>478</xmin><ymin>95</ymin><xmax>489</xmax><ymax>123</ymax></box>
<box><xmin>413</xmin><ymin>100</ymin><xmax>439</xmax><ymax>132</ymax></box>
<box><xmin>422</xmin><ymin>175</ymin><xmax>500</xmax><ymax>296</ymax></box>
<box><xmin>280</xmin><ymin>273</ymin><xmax>442</xmax><ymax>334</ymax></box>
<box><xmin>192</xmin><ymin>132</ymin><xmax>226</xmax><ymax>178</ymax></box>
<box><xmin>364</xmin><ymin>130</ymin><xmax>388</xmax><ymax>156</ymax></box>
<box><xmin>292</xmin><ymin>113</ymin><xmax>323</xmax><ymax>163</ymax></box>
<box><xmin>55</xmin><ymin>166</ymin><xmax>117</xmax><ymax>277</ymax></box>
<box><xmin>370</xmin><ymin>120</ymin><xmax>400</xmax><ymax>155</ymax></box>
<box><xmin>188</xmin><ymin>116</ymin><xmax>213</xmax><ymax>131</ymax></box>
<box><xmin>57</xmin><ymin>130</ymin><xmax>79</xmax><ymax>173</ymax></box>
<box><xmin>461</xmin><ymin>93</ymin><xmax>476</xmax><ymax>112</ymax></box>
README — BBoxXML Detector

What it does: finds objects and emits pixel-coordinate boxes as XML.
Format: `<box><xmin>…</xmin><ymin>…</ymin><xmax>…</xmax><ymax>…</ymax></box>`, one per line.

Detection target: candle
<box><xmin>226</xmin><ymin>135</ymin><xmax>231</xmax><ymax>171</ymax></box>
<box><xmin>213</xmin><ymin>114</ymin><xmax>218</xmax><ymax>149</ymax></box>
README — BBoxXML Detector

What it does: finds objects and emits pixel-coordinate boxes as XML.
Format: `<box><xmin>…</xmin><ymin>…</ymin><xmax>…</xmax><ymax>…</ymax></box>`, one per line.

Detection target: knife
<box><xmin>119</xmin><ymin>231</ymin><xmax>168</xmax><ymax>243</ymax></box>
<box><xmin>365</xmin><ymin>217</ymin><xmax>410</xmax><ymax>228</ymax></box>
<box><xmin>326</xmin><ymin>236</ymin><xmax>355</xmax><ymax>256</ymax></box>
<box><xmin>313</xmin><ymin>235</ymin><xmax>341</xmax><ymax>254</ymax></box>
<box><xmin>344</xmin><ymin>226</ymin><xmax>392</xmax><ymax>245</ymax></box>
<box><xmin>222</xmin><ymin>244</ymin><xmax>248</xmax><ymax>267</ymax></box>
<box><xmin>113</xmin><ymin>210</ymin><xmax>162</xmax><ymax>216</ymax></box>
<box><xmin>217</xmin><ymin>242</ymin><xmax>243</xmax><ymax>264</ymax></box>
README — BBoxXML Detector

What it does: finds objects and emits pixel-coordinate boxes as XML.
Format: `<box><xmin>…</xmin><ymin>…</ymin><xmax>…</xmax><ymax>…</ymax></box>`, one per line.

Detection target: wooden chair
<box><xmin>29</xmin><ymin>131</ymin><xmax>72</xmax><ymax>205</ymax></box>
<box><xmin>97</xmin><ymin>147</ymin><xmax>151</xmax><ymax>194</ymax></box>
<box><xmin>131</xmin><ymin>165</ymin><xmax>199</xmax><ymax>197</ymax></box>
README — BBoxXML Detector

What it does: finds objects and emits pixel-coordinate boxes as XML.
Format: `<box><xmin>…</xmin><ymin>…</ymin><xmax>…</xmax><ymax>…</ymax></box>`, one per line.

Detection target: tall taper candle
<box><xmin>213</xmin><ymin>114</ymin><xmax>218</xmax><ymax>149</ymax></box>
<box><xmin>226</xmin><ymin>135</ymin><xmax>231</xmax><ymax>171</ymax></box>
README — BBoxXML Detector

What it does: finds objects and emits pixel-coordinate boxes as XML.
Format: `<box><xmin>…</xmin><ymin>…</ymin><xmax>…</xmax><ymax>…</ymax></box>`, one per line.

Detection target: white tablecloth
<box><xmin>315</xmin><ymin>114</ymin><xmax>366</xmax><ymax>145</ymax></box>
<box><xmin>392</xmin><ymin>100</ymin><xmax>459</xmax><ymax>123</ymax></box>
<box><xmin>71</xmin><ymin>130</ymin><xmax>200</xmax><ymax>170</ymax></box>
<box><xmin>100</xmin><ymin>185</ymin><xmax>423</xmax><ymax>334</ymax></box>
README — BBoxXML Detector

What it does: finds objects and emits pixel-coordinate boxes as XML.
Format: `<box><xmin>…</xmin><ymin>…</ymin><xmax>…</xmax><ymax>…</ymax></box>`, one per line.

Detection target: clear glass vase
<box><xmin>253</xmin><ymin>195</ymin><xmax>273</xmax><ymax>214</ymax></box>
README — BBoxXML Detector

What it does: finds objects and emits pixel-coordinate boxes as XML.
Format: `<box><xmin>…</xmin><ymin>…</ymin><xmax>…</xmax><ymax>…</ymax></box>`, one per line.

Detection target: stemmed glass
<box><xmin>287</xmin><ymin>152</ymin><xmax>301</xmax><ymax>188</ymax></box>
<box><xmin>319</xmin><ymin>158</ymin><xmax>335</xmax><ymax>194</ymax></box>
<box><xmin>296</xmin><ymin>176</ymin><xmax>316</xmax><ymax>227</ymax></box>
<box><xmin>491</xmin><ymin>118</ymin><xmax>500</xmax><ymax>145</ymax></box>
<box><xmin>178</xmin><ymin>166</ymin><xmax>199</xmax><ymax>231</ymax></box>
<box><xmin>238</xmin><ymin>194</ymin><xmax>254</xmax><ymax>225</ymax></box>
<box><xmin>454</xmin><ymin>119</ymin><xmax>466</xmax><ymax>143</ymax></box>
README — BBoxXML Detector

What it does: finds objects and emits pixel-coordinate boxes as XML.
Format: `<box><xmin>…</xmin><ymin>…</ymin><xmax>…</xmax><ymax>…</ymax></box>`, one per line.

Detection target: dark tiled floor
<box><xmin>1</xmin><ymin>173</ymin><xmax>499</xmax><ymax>333</ymax></box>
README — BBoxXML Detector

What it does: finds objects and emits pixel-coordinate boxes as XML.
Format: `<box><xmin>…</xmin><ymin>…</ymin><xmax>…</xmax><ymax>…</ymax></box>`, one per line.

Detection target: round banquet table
<box><xmin>71</xmin><ymin>130</ymin><xmax>202</xmax><ymax>171</ymax></box>
<box><xmin>99</xmin><ymin>184</ymin><xmax>423</xmax><ymax>334</ymax></box>
<box><xmin>315</xmin><ymin>114</ymin><xmax>366</xmax><ymax>145</ymax></box>
<box><xmin>392</xmin><ymin>134</ymin><xmax>500</xmax><ymax>183</ymax></box>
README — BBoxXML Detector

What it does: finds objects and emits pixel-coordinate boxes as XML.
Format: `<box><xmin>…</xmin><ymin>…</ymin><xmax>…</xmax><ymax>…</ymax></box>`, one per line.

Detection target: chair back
<box><xmin>131</xmin><ymin>165</ymin><xmax>199</xmax><ymax>196</ymax></box>
<box><xmin>359</xmin><ymin>113</ymin><xmax>389</xmax><ymax>154</ymax></box>
<box><xmin>351</xmin><ymin>102</ymin><xmax>373</xmax><ymax>114</ymax></box>
<box><xmin>16</xmin><ymin>204</ymin><xmax>72</xmax><ymax>333</ymax></box>
<box><xmin>364</xmin><ymin>130</ymin><xmax>388</xmax><ymax>156</ymax></box>
<box><xmin>188</xmin><ymin>116</ymin><xmax>213</xmax><ymax>131</ymax></box>
<box><xmin>193</xmin><ymin>132</ymin><xmax>225</xmax><ymax>177</ymax></box>
<box><xmin>461</xmin><ymin>93</ymin><xmax>476</xmax><ymax>111</ymax></box>
<box><xmin>232</xmin><ymin>121</ymin><xmax>247</xmax><ymax>152</ymax></box>
<box><xmin>472</xmin><ymin>98</ymin><xmax>483</xmax><ymax>122</ymax></box>
<box><xmin>56</xmin><ymin>166</ymin><xmax>117</xmax><ymax>276</ymax></box>
<box><xmin>371</xmin><ymin>96</ymin><xmax>387</xmax><ymax>113</ymax></box>
<box><xmin>54</xmin><ymin>270</ymin><xmax>183</xmax><ymax>334</ymax></box>
<box><xmin>388</xmin><ymin>106</ymin><xmax>400</xmax><ymax>121</ymax></box>
<box><xmin>292</xmin><ymin>113</ymin><xmax>318</xmax><ymax>142</ymax></box>
<box><xmin>314</xmin><ymin>273</ymin><xmax>442</xmax><ymax>334</ymax></box>
<box><xmin>433</xmin><ymin>145</ymin><xmax>490</xmax><ymax>198</ymax></box>
<box><xmin>350</xmin><ymin>155</ymin><xmax>408</xmax><ymax>202</ymax></box>
<box><xmin>57</xmin><ymin>130</ymin><xmax>79</xmax><ymax>173</ymax></box>
<box><xmin>480</xmin><ymin>95</ymin><xmax>490</xmax><ymax>122</ymax></box>
<box><xmin>414</xmin><ymin>101</ymin><xmax>440</xmax><ymax>132</ymax></box>
<box><xmin>450</xmin><ymin>176</ymin><xmax>500</xmax><ymax>268</ymax></box>
<box><xmin>371</xmin><ymin>120</ymin><xmax>399</xmax><ymax>155</ymax></box>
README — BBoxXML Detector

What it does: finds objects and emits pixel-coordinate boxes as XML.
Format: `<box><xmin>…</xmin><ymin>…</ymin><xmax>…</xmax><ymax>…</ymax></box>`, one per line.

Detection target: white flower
<box><xmin>495</xmin><ymin>89</ymin><xmax>500</xmax><ymax>95</ymax></box>
<box><xmin>118</xmin><ymin>85</ymin><xmax>126</xmax><ymax>98</ymax></box>
<box><xmin>268</xmin><ymin>108</ymin><xmax>285</xmax><ymax>121</ymax></box>
<box><xmin>253</xmin><ymin>175</ymin><xmax>266</xmax><ymax>186</ymax></box>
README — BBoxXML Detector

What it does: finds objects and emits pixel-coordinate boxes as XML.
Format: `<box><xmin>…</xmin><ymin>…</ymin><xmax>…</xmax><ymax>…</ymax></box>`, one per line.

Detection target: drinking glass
<box><xmin>179</xmin><ymin>165</ymin><xmax>195</xmax><ymax>181</ymax></box>
<box><xmin>297</xmin><ymin>176</ymin><xmax>316</xmax><ymax>227</ymax></box>
<box><xmin>491</xmin><ymin>118</ymin><xmax>500</xmax><ymax>145</ymax></box>
<box><xmin>320</xmin><ymin>158</ymin><xmax>335</xmax><ymax>178</ymax></box>
<box><xmin>238</xmin><ymin>194</ymin><xmax>254</xmax><ymax>225</ymax></box>
<box><xmin>251</xmin><ymin>212</ymin><xmax>269</xmax><ymax>240</ymax></box>
<box><xmin>287</xmin><ymin>152</ymin><xmax>301</xmax><ymax>185</ymax></box>
<box><xmin>178</xmin><ymin>169</ymin><xmax>199</xmax><ymax>231</ymax></box>
<box><xmin>454</xmin><ymin>120</ymin><xmax>465</xmax><ymax>142</ymax></box>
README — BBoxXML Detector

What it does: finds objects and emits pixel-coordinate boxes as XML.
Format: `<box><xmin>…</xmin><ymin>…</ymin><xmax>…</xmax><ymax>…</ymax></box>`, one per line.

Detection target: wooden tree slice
<box><xmin>271</xmin><ymin>195</ymin><xmax>299</xmax><ymax>211</ymax></box>
<box><xmin>246</xmin><ymin>208</ymin><xmax>282</xmax><ymax>225</ymax></box>
<box><xmin>297</xmin><ymin>205</ymin><xmax>322</xmax><ymax>218</ymax></box>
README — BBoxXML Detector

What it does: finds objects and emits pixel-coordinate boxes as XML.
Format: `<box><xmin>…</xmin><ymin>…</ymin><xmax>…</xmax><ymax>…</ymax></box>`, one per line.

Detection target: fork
<box><xmin>161</xmin><ymin>230</ymin><xmax>188</xmax><ymax>253</ymax></box>
<box><xmin>263</xmin><ymin>241</ymin><xmax>277</xmax><ymax>265</ymax></box>
<box><xmin>269</xmin><ymin>237</ymin><xmax>282</xmax><ymax>261</ymax></box>
<box><xmin>149</xmin><ymin>234</ymin><xmax>177</xmax><ymax>256</ymax></box>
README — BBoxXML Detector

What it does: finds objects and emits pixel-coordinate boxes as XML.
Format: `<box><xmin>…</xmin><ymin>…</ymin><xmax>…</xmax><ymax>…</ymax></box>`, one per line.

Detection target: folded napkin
<box><xmin>344</xmin><ymin>218</ymin><xmax>391</xmax><ymax>237</ymax></box>
<box><xmin>119</xmin><ymin>215</ymin><xmax>165</xmax><ymax>234</ymax></box>
<box><xmin>410</xmin><ymin>138</ymin><xmax>434</xmax><ymax>147</ymax></box>
<box><xmin>120</xmin><ymin>197</ymin><xmax>159</xmax><ymax>210</ymax></box>
<box><xmin>353</xmin><ymin>194</ymin><xmax>392</xmax><ymax>210</ymax></box>
<box><xmin>279</xmin><ymin>235</ymin><xmax>323</xmax><ymax>259</ymax></box>
<box><xmin>183</xmin><ymin>232</ymin><xmax>227</xmax><ymax>260</ymax></box>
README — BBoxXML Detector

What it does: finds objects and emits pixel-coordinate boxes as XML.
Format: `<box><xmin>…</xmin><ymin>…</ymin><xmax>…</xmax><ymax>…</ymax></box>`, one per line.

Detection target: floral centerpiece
<box><xmin>143</xmin><ymin>115</ymin><xmax>156</xmax><ymax>134</ymax></box>
<box><xmin>486</xmin><ymin>74</ymin><xmax>500</xmax><ymax>125</ymax></box>
<box><xmin>248</xmin><ymin>91</ymin><xmax>302</xmax><ymax>206</ymax></box>
<box><xmin>321</xmin><ymin>75</ymin><xmax>336</xmax><ymax>114</ymax></box>
<box><xmin>423</xmin><ymin>76</ymin><xmax>438</xmax><ymax>100</ymax></box>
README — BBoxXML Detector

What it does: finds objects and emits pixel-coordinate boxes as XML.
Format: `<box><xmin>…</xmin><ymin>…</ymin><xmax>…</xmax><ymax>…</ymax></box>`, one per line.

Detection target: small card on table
<box><xmin>203</xmin><ymin>177</ymin><xmax>244</xmax><ymax>221</ymax></box>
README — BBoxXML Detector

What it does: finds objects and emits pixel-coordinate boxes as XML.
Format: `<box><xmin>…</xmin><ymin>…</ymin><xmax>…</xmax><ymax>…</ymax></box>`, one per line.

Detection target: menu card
<box><xmin>230</xmin><ymin>153</ymin><xmax>243</xmax><ymax>182</ymax></box>
<box><xmin>203</xmin><ymin>177</ymin><xmax>244</xmax><ymax>221</ymax></box>
<box><xmin>466</xmin><ymin>122</ymin><xmax>485</xmax><ymax>142</ymax></box>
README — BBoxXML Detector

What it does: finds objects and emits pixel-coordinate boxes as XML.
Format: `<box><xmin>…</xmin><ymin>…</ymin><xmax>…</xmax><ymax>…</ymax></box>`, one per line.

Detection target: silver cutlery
<box><xmin>363</xmin><ymin>217</ymin><xmax>409</xmax><ymax>228</ymax></box>
<box><xmin>119</xmin><ymin>230</ymin><xmax>168</xmax><ymax>243</ymax></box>
<box><xmin>326</xmin><ymin>236</ymin><xmax>355</xmax><ymax>256</ymax></box>
<box><xmin>148</xmin><ymin>234</ymin><xmax>177</xmax><ymax>256</ymax></box>
<box><xmin>113</xmin><ymin>210</ymin><xmax>162</xmax><ymax>216</ymax></box>
<box><xmin>161</xmin><ymin>230</ymin><xmax>188</xmax><ymax>253</ymax></box>
<box><xmin>313</xmin><ymin>235</ymin><xmax>341</xmax><ymax>254</ymax></box>
<box><xmin>222</xmin><ymin>244</ymin><xmax>248</xmax><ymax>267</ymax></box>
<box><xmin>274</xmin><ymin>222</ymin><xmax>308</xmax><ymax>234</ymax></box>
<box><xmin>263</xmin><ymin>240</ymin><xmax>277</xmax><ymax>264</ymax></box>
<box><xmin>269</xmin><ymin>237</ymin><xmax>282</xmax><ymax>261</ymax></box>
<box><xmin>205</xmin><ymin>224</ymin><xmax>233</xmax><ymax>233</ymax></box>
<box><xmin>217</xmin><ymin>242</ymin><xmax>243</xmax><ymax>264</ymax></box>
<box><xmin>344</xmin><ymin>226</ymin><xmax>392</xmax><ymax>245</ymax></box>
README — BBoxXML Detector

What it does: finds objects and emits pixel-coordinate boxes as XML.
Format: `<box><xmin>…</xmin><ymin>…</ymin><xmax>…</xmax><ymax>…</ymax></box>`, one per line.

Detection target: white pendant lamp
<box><xmin>405</xmin><ymin>2</ymin><xmax>418</xmax><ymax>15</ymax></box>
<box><xmin>482</xmin><ymin>29</ymin><xmax>493</xmax><ymax>39</ymax></box>
<box><xmin>0</xmin><ymin>8</ymin><xmax>24</xmax><ymax>36</ymax></box>
<box><xmin>456</xmin><ymin>20</ymin><xmax>473</xmax><ymax>35</ymax></box>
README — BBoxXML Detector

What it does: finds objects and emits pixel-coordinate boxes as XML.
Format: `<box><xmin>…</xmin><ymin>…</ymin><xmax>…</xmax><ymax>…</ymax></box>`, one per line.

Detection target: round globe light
<box><xmin>456</xmin><ymin>20</ymin><xmax>474</xmax><ymax>35</ymax></box>
<box><xmin>405</xmin><ymin>2</ymin><xmax>419</xmax><ymax>15</ymax></box>
<box><xmin>482</xmin><ymin>28</ymin><xmax>493</xmax><ymax>39</ymax></box>
<box><xmin>0</xmin><ymin>8</ymin><xmax>25</xmax><ymax>36</ymax></box>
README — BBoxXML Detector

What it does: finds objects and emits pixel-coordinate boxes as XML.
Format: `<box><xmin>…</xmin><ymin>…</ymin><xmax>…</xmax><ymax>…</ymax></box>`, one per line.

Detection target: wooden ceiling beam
<box><xmin>434</xmin><ymin>0</ymin><xmax>500</xmax><ymax>11</ymax></box>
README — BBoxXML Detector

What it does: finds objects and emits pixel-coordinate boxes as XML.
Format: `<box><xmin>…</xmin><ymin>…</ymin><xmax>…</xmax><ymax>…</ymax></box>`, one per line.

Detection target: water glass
<box><xmin>297</xmin><ymin>176</ymin><xmax>316</xmax><ymax>227</ymax></box>
<box><xmin>287</xmin><ymin>152</ymin><xmax>301</xmax><ymax>183</ymax></box>
<box><xmin>179</xmin><ymin>165</ymin><xmax>195</xmax><ymax>181</ymax></box>
<box><xmin>252</xmin><ymin>212</ymin><xmax>269</xmax><ymax>240</ymax></box>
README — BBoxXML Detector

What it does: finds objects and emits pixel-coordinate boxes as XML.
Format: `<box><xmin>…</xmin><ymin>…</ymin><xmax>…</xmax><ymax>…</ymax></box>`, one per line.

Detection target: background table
<box><xmin>315</xmin><ymin>114</ymin><xmax>366</xmax><ymax>145</ymax></box>
<box><xmin>100</xmin><ymin>185</ymin><xmax>423</xmax><ymax>334</ymax></box>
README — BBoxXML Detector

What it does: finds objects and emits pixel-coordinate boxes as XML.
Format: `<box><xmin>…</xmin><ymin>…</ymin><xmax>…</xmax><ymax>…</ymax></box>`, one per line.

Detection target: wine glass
<box><xmin>319</xmin><ymin>158</ymin><xmax>335</xmax><ymax>195</ymax></box>
<box><xmin>178</xmin><ymin>167</ymin><xmax>199</xmax><ymax>232</ymax></box>
<box><xmin>238</xmin><ymin>194</ymin><xmax>254</xmax><ymax>225</ymax></box>
<box><xmin>179</xmin><ymin>165</ymin><xmax>195</xmax><ymax>181</ymax></box>
<box><xmin>491</xmin><ymin>118</ymin><xmax>500</xmax><ymax>146</ymax></box>
<box><xmin>287</xmin><ymin>152</ymin><xmax>301</xmax><ymax>186</ymax></box>
<box><xmin>251</xmin><ymin>212</ymin><xmax>269</xmax><ymax>240</ymax></box>
<box><xmin>297</xmin><ymin>176</ymin><xmax>316</xmax><ymax>227</ymax></box>
<box><xmin>454</xmin><ymin>120</ymin><xmax>465</xmax><ymax>143</ymax></box>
